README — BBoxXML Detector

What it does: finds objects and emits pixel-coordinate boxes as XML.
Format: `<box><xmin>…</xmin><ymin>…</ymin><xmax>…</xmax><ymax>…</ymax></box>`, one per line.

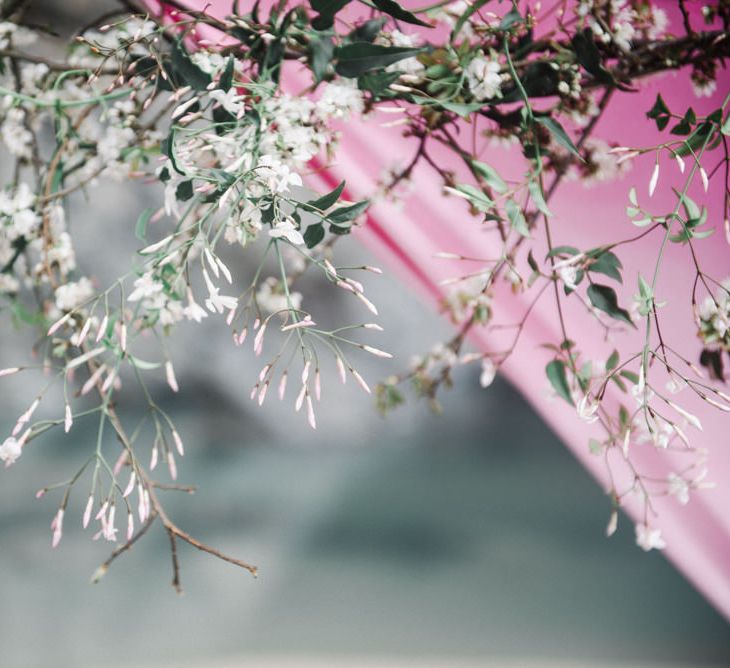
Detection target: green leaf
<box><xmin>454</xmin><ymin>184</ymin><xmax>494</xmax><ymax>212</ymax></box>
<box><xmin>536</xmin><ymin>116</ymin><xmax>583</xmax><ymax>160</ymax></box>
<box><xmin>161</xmin><ymin>128</ymin><xmax>184</xmax><ymax>175</ymax></box>
<box><xmin>219</xmin><ymin>56</ymin><xmax>235</xmax><ymax>91</ymax></box>
<box><xmin>472</xmin><ymin>160</ymin><xmax>508</xmax><ymax>194</ymax></box>
<box><xmin>171</xmin><ymin>39</ymin><xmax>212</xmax><ymax>90</ymax></box>
<box><xmin>129</xmin><ymin>356</ymin><xmax>163</xmax><ymax>370</ymax></box>
<box><xmin>372</xmin><ymin>0</ymin><xmax>432</xmax><ymax>27</ymax></box>
<box><xmin>328</xmin><ymin>199</ymin><xmax>369</xmax><ymax>224</ymax></box>
<box><xmin>587</xmin><ymin>284</ymin><xmax>634</xmax><ymax>327</ymax></box>
<box><xmin>546</xmin><ymin>245</ymin><xmax>580</xmax><ymax>258</ymax></box>
<box><xmin>619</xmin><ymin>370</ymin><xmax>639</xmax><ymax>384</ymax></box>
<box><xmin>571</xmin><ymin>29</ymin><xmax>613</xmax><ymax>83</ymax></box>
<box><xmin>646</xmin><ymin>93</ymin><xmax>671</xmax><ymax>131</ymax></box>
<box><xmin>335</xmin><ymin>43</ymin><xmax>423</xmax><ymax>78</ymax></box>
<box><xmin>505</xmin><ymin>199</ymin><xmax>529</xmax><ymax>236</ymax></box>
<box><xmin>311</xmin><ymin>0</ymin><xmax>351</xmax><ymax>30</ymax></box>
<box><xmin>528</xmin><ymin>180</ymin><xmax>553</xmax><ymax>217</ymax></box>
<box><xmin>135</xmin><ymin>207</ymin><xmax>154</xmax><ymax>241</ymax></box>
<box><xmin>303</xmin><ymin>223</ymin><xmax>325</xmax><ymax>248</ymax></box>
<box><xmin>637</xmin><ymin>273</ymin><xmax>652</xmax><ymax>300</ymax></box>
<box><xmin>588</xmin><ymin>250</ymin><xmax>622</xmax><ymax>283</ymax></box>
<box><xmin>500</xmin><ymin>8</ymin><xmax>522</xmax><ymax>30</ymax></box>
<box><xmin>721</xmin><ymin>112</ymin><xmax>730</xmax><ymax>136</ymax></box>
<box><xmin>674</xmin><ymin>121</ymin><xmax>714</xmax><ymax>157</ymax></box>
<box><xmin>546</xmin><ymin>359</ymin><xmax>574</xmax><ymax>406</ymax></box>
<box><xmin>347</xmin><ymin>18</ymin><xmax>387</xmax><ymax>43</ymax></box>
<box><xmin>358</xmin><ymin>70</ymin><xmax>400</xmax><ymax>95</ymax></box>
<box><xmin>175</xmin><ymin>180</ymin><xmax>194</xmax><ymax>201</ymax></box>
<box><xmin>309</xmin><ymin>35</ymin><xmax>334</xmax><ymax>82</ymax></box>
<box><xmin>606</xmin><ymin>349</ymin><xmax>619</xmax><ymax>371</ymax></box>
<box><xmin>306</xmin><ymin>180</ymin><xmax>345</xmax><ymax>211</ymax></box>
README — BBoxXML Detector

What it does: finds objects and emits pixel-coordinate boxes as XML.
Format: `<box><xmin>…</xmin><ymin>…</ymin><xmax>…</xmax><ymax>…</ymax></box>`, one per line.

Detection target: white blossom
<box><xmin>635</xmin><ymin>523</ymin><xmax>666</xmax><ymax>551</ymax></box>
<box><xmin>479</xmin><ymin>358</ymin><xmax>497</xmax><ymax>388</ymax></box>
<box><xmin>269</xmin><ymin>218</ymin><xmax>304</xmax><ymax>246</ymax></box>
<box><xmin>55</xmin><ymin>277</ymin><xmax>94</xmax><ymax>312</ymax></box>
<box><xmin>0</xmin><ymin>436</ymin><xmax>22</xmax><ymax>466</ymax></box>
<box><xmin>466</xmin><ymin>55</ymin><xmax>502</xmax><ymax>101</ymax></box>
<box><xmin>668</xmin><ymin>473</ymin><xmax>690</xmax><ymax>505</ymax></box>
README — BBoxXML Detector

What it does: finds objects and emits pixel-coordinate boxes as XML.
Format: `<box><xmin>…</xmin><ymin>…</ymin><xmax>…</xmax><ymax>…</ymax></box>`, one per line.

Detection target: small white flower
<box><xmin>667</xmin><ymin>473</ymin><xmax>690</xmax><ymax>505</ymax></box>
<box><xmin>202</xmin><ymin>270</ymin><xmax>237</xmax><ymax>314</ymax></box>
<box><xmin>577</xmin><ymin>394</ymin><xmax>600</xmax><ymax>423</ymax></box>
<box><xmin>183</xmin><ymin>289</ymin><xmax>208</xmax><ymax>323</ymax></box>
<box><xmin>635</xmin><ymin>523</ymin><xmax>666</xmax><ymax>551</ymax></box>
<box><xmin>558</xmin><ymin>265</ymin><xmax>578</xmax><ymax>290</ymax></box>
<box><xmin>256</xmin><ymin>155</ymin><xmax>303</xmax><ymax>193</ymax></box>
<box><xmin>466</xmin><ymin>55</ymin><xmax>502</xmax><ymax>101</ymax></box>
<box><xmin>127</xmin><ymin>272</ymin><xmax>163</xmax><ymax>302</ymax></box>
<box><xmin>648</xmin><ymin>162</ymin><xmax>659</xmax><ymax>197</ymax></box>
<box><xmin>269</xmin><ymin>219</ymin><xmax>304</xmax><ymax>246</ymax></box>
<box><xmin>0</xmin><ymin>436</ymin><xmax>22</xmax><ymax>466</ymax></box>
<box><xmin>479</xmin><ymin>358</ymin><xmax>496</xmax><ymax>388</ymax></box>
<box><xmin>209</xmin><ymin>88</ymin><xmax>245</xmax><ymax>116</ymax></box>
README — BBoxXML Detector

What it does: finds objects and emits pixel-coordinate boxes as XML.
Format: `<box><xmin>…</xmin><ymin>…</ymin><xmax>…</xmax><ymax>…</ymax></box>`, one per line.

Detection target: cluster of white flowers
<box><xmin>128</xmin><ymin>271</ymin><xmax>185</xmax><ymax>326</ymax></box>
<box><xmin>444</xmin><ymin>274</ymin><xmax>492</xmax><ymax>324</ymax></box>
<box><xmin>1</xmin><ymin>105</ymin><xmax>33</xmax><ymax>159</ymax></box>
<box><xmin>0</xmin><ymin>20</ymin><xmax>37</xmax><ymax>50</ymax></box>
<box><xmin>577</xmin><ymin>0</ymin><xmax>636</xmax><ymax>51</ymax></box>
<box><xmin>55</xmin><ymin>277</ymin><xmax>95</xmax><ymax>312</ymax></box>
<box><xmin>0</xmin><ymin>182</ymin><xmax>39</xmax><ymax>241</ymax></box>
<box><xmin>579</xmin><ymin>138</ymin><xmax>632</xmax><ymax>185</ymax></box>
<box><xmin>0</xmin><ymin>0</ymin><xmax>723</xmax><ymax>574</ymax></box>
<box><xmin>314</xmin><ymin>78</ymin><xmax>365</xmax><ymax>120</ymax></box>
<box><xmin>0</xmin><ymin>436</ymin><xmax>22</xmax><ymax>467</ymax></box>
<box><xmin>465</xmin><ymin>53</ymin><xmax>503</xmax><ymax>102</ymax></box>
<box><xmin>577</xmin><ymin>0</ymin><xmax>668</xmax><ymax>52</ymax></box>
<box><xmin>696</xmin><ymin>280</ymin><xmax>730</xmax><ymax>349</ymax></box>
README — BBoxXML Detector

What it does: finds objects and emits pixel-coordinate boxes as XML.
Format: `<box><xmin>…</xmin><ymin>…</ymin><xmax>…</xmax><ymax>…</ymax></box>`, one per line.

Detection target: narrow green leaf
<box><xmin>309</xmin><ymin>35</ymin><xmax>334</xmax><ymax>83</ymax></box>
<box><xmin>472</xmin><ymin>160</ymin><xmax>508</xmax><ymax>194</ymax></box>
<box><xmin>528</xmin><ymin>180</ymin><xmax>553</xmax><ymax>217</ymax></box>
<box><xmin>135</xmin><ymin>207</ymin><xmax>154</xmax><ymax>241</ymax></box>
<box><xmin>505</xmin><ymin>199</ymin><xmax>529</xmax><ymax>236</ymax></box>
<box><xmin>372</xmin><ymin>0</ymin><xmax>432</xmax><ymax>27</ymax></box>
<box><xmin>546</xmin><ymin>359</ymin><xmax>574</xmax><ymax>406</ymax></box>
<box><xmin>171</xmin><ymin>39</ymin><xmax>212</xmax><ymax>90</ymax></box>
<box><xmin>454</xmin><ymin>183</ymin><xmax>494</xmax><ymax>211</ymax></box>
<box><xmin>311</xmin><ymin>0</ymin><xmax>351</xmax><ymax>30</ymax></box>
<box><xmin>328</xmin><ymin>199</ymin><xmax>369</xmax><ymax>224</ymax></box>
<box><xmin>219</xmin><ymin>56</ymin><xmax>235</xmax><ymax>91</ymax></box>
<box><xmin>587</xmin><ymin>284</ymin><xmax>635</xmax><ymax>327</ymax></box>
<box><xmin>536</xmin><ymin>116</ymin><xmax>583</xmax><ymax>161</ymax></box>
<box><xmin>306</xmin><ymin>180</ymin><xmax>345</xmax><ymax>211</ymax></box>
<box><xmin>335</xmin><ymin>43</ymin><xmax>423</xmax><ymax>78</ymax></box>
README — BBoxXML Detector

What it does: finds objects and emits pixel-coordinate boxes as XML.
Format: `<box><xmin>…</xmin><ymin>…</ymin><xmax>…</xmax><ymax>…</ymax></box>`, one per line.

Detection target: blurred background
<box><xmin>0</xmin><ymin>1</ymin><xmax>729</xmax><ymax>667</ymax></box>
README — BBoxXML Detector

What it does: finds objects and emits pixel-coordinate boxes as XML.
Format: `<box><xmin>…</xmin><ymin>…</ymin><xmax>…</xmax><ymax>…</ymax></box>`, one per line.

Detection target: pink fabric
<box><xmin>150</xmin><ymin>0</ymin><xmax>730</xmax><ymax>620</ymax></box>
